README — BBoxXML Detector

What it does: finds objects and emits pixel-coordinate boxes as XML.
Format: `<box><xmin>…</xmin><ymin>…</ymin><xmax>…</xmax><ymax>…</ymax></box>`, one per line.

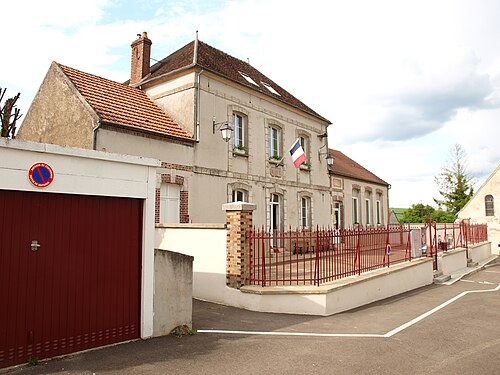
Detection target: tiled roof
<box><xmin>58</xmin><ymin>63</ymin><xmax>192</xmax><ymax>140</ymax></box>
<box><xmin>147</xmin><ymin>40</ymin><xmax>330</xmax><ymax>123</ymax></box>
<box><xmin>329</xmin><ymin>149</ymin><xmax>389</xmax><ymax>186</ymax></box>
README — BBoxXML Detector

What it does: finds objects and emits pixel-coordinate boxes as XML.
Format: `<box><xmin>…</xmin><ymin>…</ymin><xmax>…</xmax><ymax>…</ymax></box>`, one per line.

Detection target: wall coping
<box><xmin>156</xmin><ymin>223</ymin><xmax>226</xmax><ymax>229</ymax></box>
<box><xmin>240</xmin><ymin>257</ymin><xmax>433</xmax><ymax>295</ymax></box>
<box><xmin>0</xmin><ymin>138</ymin><xmax>161</xmax><ymax>167</ymax></box>
<box><xmin>222</xmin><ymin>202</ymin><xmax>257</xmax><ymax>212</ymax></box>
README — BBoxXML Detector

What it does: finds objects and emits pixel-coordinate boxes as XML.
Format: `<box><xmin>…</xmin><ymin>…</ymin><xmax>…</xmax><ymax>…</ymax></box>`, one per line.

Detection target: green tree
<box><xmin>434</xmin><ymin>144</ymin><xmax>474</xmax><ymax>217</ymax></box>
<box><xmin>400</xmin><ymin>203</ymin><xmax>455</xmax><ymax>223</ymax></box>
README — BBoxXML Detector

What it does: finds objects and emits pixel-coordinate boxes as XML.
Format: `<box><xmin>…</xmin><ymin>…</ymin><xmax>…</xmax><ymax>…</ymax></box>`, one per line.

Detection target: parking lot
<box><xmin>6</xmin><ymin>259</ymin><xmax>500</xmax><ymax>375</ymax></box>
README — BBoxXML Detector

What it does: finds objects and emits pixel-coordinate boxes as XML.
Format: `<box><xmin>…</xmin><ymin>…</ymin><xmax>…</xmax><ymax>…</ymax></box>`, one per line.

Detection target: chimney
<box><xmin>130</xmin><ymin>31</ymin><xmax>152</xmax><ymax>85</ymax></box>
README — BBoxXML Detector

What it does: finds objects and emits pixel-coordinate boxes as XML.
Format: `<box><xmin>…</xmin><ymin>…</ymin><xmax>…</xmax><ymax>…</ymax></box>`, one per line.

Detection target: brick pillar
<box><xmin>222</xmin><ymin>202</ymin><xmax>256</xmax><ymax>289</ymax></box>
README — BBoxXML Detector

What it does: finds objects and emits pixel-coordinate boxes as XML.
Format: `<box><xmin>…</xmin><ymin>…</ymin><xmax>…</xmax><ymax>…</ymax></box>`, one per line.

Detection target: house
<box><xmin>458</xmin><ymin>164</ymin><xmax>500</xmax><ymax>254</ymax></box>
<box><xmin>18</xmin><ymin>32</ymin><xmax>332</xmax><ymax>229</ymax></box>
<box><xmin>389</xmin><ymin>208</ymin><xmax>405</xmax><ymax>224</ymax></box>
<box><xmin>328</xmin><ymin>149</ymin><xmax>390</xmax><ymax>228</ymax></box>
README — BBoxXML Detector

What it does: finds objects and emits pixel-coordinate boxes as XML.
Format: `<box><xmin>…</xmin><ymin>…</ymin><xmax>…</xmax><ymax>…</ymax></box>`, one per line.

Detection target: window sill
<box><xmin>299</xmin><ymin>164</ymin><xmax>311</xmax><ymax>172</ymax></box>
<box><xmin>232</xmin><ymin>148</ymin><xmax>248</xmax><ymax>157</ymax></box>
<box><xmin>268</xmin><ymin>158</ymin><xmax>283</xmax><ymax>165</ymax></box>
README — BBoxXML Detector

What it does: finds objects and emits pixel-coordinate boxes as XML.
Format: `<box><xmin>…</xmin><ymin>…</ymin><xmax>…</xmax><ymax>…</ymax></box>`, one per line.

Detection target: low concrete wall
<box><xmin>155</xmin><ymin>224</ymin><xmax>228</xmax><ymax>303</ymax></box>
<box><xmin>438</xmin><ymin>248</ymin><xmax>467</xmax><ymax>275</ymax></box>
<box><xmin>240</xmin><ymin>258</ymin><xmax>434</xmax><ymax>315</ymax></box>
<box><xmin>156</xmin><ymin>225</ymin><xmax>439</xmax><ymax>316</ymax></box>
<box><xmin>153</xmin><ymin>249</ymin><xmax>193</xmax><ymax>337</ymax></box>
<box><xmin>468</xmin><ymin>242</ymin><xmax>492</xmax><ymax>263</ymax></box>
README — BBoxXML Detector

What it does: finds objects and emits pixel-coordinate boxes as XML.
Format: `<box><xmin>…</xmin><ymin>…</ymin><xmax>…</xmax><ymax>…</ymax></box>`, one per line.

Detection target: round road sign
<box><xmin>28</xmin><ymin>163</ymin><xmax>54</xmax><ymax>188</ymax></box>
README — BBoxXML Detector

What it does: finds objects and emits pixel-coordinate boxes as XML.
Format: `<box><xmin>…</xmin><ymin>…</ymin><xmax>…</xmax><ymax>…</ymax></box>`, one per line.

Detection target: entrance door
<box><xmin>0</xmin><ymin>190</ymin><xmax>142</xmax><ymax>368</ymax></box>
<box><xmin>159</xmin><ymin>183</ymin><xmax>180</xmax><ymax>223</ymax></box>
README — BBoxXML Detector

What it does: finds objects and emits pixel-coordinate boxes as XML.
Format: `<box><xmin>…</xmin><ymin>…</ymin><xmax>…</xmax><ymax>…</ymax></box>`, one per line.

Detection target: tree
<box><xmin>0</xmin><ymin>87</ymin><xmax>22</xmax><ymax>138</ymax></box>
<box><xmin>400</xmin><ymin>203</ymin><xmax>455</xmax><ymax>223</ymax></box>
<box><xmin>434</xmin><ymin>144</ymin><xmax>474</xmax><ymax>217</ymax></box>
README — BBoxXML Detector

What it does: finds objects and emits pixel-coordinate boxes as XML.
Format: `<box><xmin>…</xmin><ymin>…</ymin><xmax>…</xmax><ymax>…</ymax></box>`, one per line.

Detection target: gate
<box><xmin>0</xmin><ymin>190</ymin><xmax>142</xmax><ymax>368</ymax></box>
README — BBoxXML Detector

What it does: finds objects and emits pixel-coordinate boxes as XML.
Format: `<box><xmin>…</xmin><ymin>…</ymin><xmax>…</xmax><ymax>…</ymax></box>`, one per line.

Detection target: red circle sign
<box><xmin>28</xmin><ymin>163</ymin><xmax>54</xmax><ymax>187</ymax></box>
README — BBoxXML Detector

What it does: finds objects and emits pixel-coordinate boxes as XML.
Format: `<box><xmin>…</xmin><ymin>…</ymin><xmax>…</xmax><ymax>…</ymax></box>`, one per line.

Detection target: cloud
<box><xmin>336</xmin><ymin>60</ymin><xmax>498</xmax><ymax>143</ymax></box>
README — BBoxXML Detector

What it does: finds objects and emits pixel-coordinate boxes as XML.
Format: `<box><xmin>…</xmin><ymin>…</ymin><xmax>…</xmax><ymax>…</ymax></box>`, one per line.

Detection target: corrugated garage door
<box><xmin>0</xmin><ymin>190</ymin><xmax>142</xmax><ymax>368</ymax></box>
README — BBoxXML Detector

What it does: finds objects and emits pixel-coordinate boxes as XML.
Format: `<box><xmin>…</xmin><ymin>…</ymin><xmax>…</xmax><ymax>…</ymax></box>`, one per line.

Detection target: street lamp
<box><xmin>213</xmin><ymin>117</ymin><xmax>232</xmax><ymax>142</ymax></box>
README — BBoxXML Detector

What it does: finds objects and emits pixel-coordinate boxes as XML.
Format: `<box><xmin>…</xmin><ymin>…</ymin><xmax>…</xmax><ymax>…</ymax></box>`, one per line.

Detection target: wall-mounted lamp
<box><xmin>213</xmin><ymin>117</ymin><xmax>232</xmax><ymax>142</ymax></box>
<box><xmin>318</xmin><ymin>144</ymin><xmax>334</xmax><ymax>166</ymax></box>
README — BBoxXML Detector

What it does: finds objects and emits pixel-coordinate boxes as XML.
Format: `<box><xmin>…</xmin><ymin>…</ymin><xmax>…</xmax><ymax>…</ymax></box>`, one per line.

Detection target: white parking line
<box><xmin>198</xmin><ymin>284</ymin><xmax>500</xmax><ymax>339</ymax></box>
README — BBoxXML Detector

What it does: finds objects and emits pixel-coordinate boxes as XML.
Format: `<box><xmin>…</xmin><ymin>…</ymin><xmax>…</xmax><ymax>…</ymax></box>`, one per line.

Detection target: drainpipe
<box><xmin>92</xmin><ymin>119</ymin><xmax>101</xmax><ymax>150</ymax></box>
<box><xmin>194</xmin><ymin>69</ymin><xmax>203</xmax><ymax>142</ymax></box>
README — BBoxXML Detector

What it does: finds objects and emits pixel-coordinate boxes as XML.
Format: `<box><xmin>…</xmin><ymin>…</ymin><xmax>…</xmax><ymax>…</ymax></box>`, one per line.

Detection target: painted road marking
<box><xmin>197</xmin><ymin>284</ymin><xmax>500</xmax><ymax>339</ymax></box>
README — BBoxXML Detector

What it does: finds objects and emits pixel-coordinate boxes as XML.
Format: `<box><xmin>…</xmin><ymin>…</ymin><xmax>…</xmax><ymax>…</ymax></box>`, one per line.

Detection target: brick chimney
<box><xmin>130</xmin><ymin>31</ymin><xmax>152</xmax><ymax>85</ymax></box>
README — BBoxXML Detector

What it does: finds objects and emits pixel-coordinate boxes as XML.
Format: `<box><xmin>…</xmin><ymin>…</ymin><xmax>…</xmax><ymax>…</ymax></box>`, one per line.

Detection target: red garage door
<box><xmin>0</xmin><ymin>190</ymin><xmax>142</xmax><ymax>368</ymax></box>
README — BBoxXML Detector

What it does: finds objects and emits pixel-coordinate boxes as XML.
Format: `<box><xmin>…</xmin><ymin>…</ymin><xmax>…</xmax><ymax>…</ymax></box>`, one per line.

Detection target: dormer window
<box><xmin>261</xmin><ymin>81</ymin><xmax>280</xmax><ymax>96</ymax></box>
<box><xmin>239</xmin><ymin>71</ymin><xmax>258</xmax><ymax>86</ymax></box>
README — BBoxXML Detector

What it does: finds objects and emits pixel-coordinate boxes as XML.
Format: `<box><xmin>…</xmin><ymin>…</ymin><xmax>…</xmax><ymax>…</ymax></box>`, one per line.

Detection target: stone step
<box><xmin>467</xmin><ymin>260</ymin><xmax>479</xmax><ymax>267</ymax></box>
<box><xmin>434</xmin><ymin>273</ymin><xmax>451</xmax><ymax>284</ymax></box>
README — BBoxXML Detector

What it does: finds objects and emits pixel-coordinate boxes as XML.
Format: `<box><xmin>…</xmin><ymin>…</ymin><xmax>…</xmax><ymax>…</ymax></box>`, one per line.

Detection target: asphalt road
<box><xmin>5</xmin><ymin>260</ymin><xmax>500</xmax><ymax>375</ymax></box>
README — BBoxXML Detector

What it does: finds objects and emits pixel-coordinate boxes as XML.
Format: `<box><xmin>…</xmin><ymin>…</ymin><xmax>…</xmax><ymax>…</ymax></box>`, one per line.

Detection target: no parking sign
<box><xmin>28</xmin><ymin>163</ymin><xmax>54</xmax><ymax>188</ymax></box>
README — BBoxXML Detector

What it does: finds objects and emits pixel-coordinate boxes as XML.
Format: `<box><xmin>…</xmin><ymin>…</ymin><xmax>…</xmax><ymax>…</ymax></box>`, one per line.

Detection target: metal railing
<box><xmin>247</xmin><ymin>225</ymin><xmax>412</xmax><ymax>286</ymax></box>
<box><xmin>246</xmin><ymin>222</ymin><xmax>489</xmax><ymax>286</ymax></box>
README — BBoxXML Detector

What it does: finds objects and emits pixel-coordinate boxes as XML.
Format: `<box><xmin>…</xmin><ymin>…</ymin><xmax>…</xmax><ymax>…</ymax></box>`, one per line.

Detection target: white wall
<box><xmin>155</xmin><ymin>224</ymin><xmax>437</xmax><ymax>316</ymax></box>
<box><xmin>459</xmin><ymin>165</ymin><xmax>500</xmax><ymax>254</ymax></box>
<box><xmin>0</xmin><ymin>138</ymin><xmax>160</xmax><ymax>339</ymax></box>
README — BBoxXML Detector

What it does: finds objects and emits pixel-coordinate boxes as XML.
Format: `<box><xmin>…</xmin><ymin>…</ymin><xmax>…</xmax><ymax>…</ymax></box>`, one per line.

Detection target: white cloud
<box><xmin>2</xmin><ymin>0</ymin><xmax>499</xmax><ymax>209</ymax></box>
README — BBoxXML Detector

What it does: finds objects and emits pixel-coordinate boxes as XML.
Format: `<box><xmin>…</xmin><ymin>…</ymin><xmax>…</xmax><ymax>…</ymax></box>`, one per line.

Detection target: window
<box><xmin>232</xmin><ymin>189</ymin><xmax>247</xmax><ymax>202</ymax></box>
<box><xmin>353</xmin><ymin>197</ymin><xmax>359</xmax><ymax>225</ymax></box>
<box><xmin>232</xmin><ymin>113</ymin><xmax>246</xmax><ymax>150</ymax></box>
<box><xmin>334</xmin><ymin>202</ymin><xmax>342</xmax><ymax>229</ymax></box>
<box><xmin>299</xmin><ymin>135</ymin><xmax>310</xmax><ymax>168</ymax></box>
<box><xmin>270</xmin><ymin>193</ymin><xmax>283</xmax><ymax>230</ymax></box>
<box><xmin>365</xmin><ymin>199</ymin><xmax>371</xmax><ymax>225</ymax></box>
<box><xmin>238</xmin><ymin>71</ymin><xmax>258</xmax><ymax>86</ymax></box>
<box><xmin>485</xmin><ymin>195</ymin><xmax>494</xmax><ymax>216</ymax></box>
<box><xmin>268</xmin><ymin>125</ymin><xmax>281</xmax><ymax>160</ymax></box>
<box><xmin>160</xmin><ymin>183</ymin><xmax>180</xmax><ymax>223</ymax></box>
<box><xmin>301</xmin><ymin>196</ymin><xmax>311</xmax><ymax>229</ymax></box>
<box><xmin>376</xmin><ymin>200</ymin><xmax>382</xmax><ymax>225</ymax></box>
<box><xmin>261</xmin><ymin>81</ymin><xmax>281</xmax><ymax>96</ymax></box>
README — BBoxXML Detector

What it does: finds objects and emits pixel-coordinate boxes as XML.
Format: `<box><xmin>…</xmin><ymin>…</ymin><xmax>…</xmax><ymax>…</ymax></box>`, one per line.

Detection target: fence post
<box><xmin>222</xmin><ymin>202</ymin><xmax>257</xmax><ymax>289</ymax></box>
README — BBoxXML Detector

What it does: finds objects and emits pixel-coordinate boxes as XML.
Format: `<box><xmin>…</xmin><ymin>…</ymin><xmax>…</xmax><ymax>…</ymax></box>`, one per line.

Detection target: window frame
<box><xmin>376</xmin><ymin>200</ymin><xmax>382</xmax><ymax>225</ymax></box>
<box><xmin>232</xmin><ymin>189</ymin><xmax>248</xmax><ymax>203</ymax></box>
<box><xmin>353</xmin><ymin>196</ymin><xmax>359</xmax><ymax>225</ymax></box>
<box><xmin>299</xmin><ymin>135</ymin><xmax>310</xmax><ymax>169</ymax></box>
<box><xmin>232</xmin><ymin>112</ymin><xmax>247</xmax><ymax>151</ymax></box>
<box><xmin>268</xmin><ymin>125</ymin><xmax>282</xmax><ymax>160</ymax></box>
<box><xmin>485</xmin><ymin>194</ymin><xmax>494</xmax><ymax>216</ymax></box>
<box><xmin>365</xmin><ymin>198</ymin><xmax>371</xmax><ymax>225</ymax></box>
<box><xmin>300</xmin><ymin>196</ymin><xmax>312</xmax><ymax>229</ymax></box>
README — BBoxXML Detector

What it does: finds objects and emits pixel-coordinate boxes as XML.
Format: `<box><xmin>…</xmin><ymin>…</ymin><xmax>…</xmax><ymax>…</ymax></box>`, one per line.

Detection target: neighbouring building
<box><xmin>19</xmin><ymin>32</ymin><xmax>333</xmax><ymax>229</ymax></box>
<box><xmin>328</xmin><ymin>149</ymin><xmax>390</xmax><ymax>228</ymax></box>
<box><xmin>458</xmin><ymin>164</ymin><xmax>500</xmax><ymax>254</ymax></box>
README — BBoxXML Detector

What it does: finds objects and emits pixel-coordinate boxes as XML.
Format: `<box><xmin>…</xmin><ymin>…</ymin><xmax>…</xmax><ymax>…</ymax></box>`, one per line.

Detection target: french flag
<box><xmin>289</xmin><ymin>138</ymin><xmax>306</xmax><ymax>168</ymax></box>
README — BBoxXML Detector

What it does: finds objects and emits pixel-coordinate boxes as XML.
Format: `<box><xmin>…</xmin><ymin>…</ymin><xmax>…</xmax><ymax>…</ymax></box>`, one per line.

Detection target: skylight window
<box><xmin>239</xmin><ymin>71</ymin><xmax>258</xmax><ymax>86</ymax></box>
<box><xmin>261</xmin><ymin>81</ymin><xmax>281</xmax><ymax>96</ymax></box>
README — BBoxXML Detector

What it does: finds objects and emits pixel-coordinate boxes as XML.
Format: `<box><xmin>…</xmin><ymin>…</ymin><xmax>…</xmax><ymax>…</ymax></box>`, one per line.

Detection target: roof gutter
<box><xmin>99</xmin><ymin>120</ymin><xmax>195</xmax><ymax>144</ymax></box>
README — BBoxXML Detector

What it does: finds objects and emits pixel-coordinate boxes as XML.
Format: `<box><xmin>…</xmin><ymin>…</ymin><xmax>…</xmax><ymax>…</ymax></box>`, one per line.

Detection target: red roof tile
<box><xmin>58</xmin><ymin>63</ymin><xmax>192</xmax><ymax>140</ymax></box>
<box><xmin>147</xmin><ymin>40</ymin><xmax>330</xmax><ymax>123</ymax></box>
<box><xmin>329</xmin><ymin>149</ymin><xmax>389</xmax><ymax>186</ymax></box>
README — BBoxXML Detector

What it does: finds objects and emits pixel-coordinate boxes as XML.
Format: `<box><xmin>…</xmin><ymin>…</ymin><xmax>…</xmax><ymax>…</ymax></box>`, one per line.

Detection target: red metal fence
<box><xmin>247</xmin><ymin>222</ymin><xmax>488</xmax><ymax>286</ymax></box>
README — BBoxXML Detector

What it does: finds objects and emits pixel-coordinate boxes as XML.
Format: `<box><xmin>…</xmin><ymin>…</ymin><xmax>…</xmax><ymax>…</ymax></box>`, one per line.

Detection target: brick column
<box><xmin>222</xmin><ymin>202</ymin><xmax>256</xmax><ymax>289</ymax></box>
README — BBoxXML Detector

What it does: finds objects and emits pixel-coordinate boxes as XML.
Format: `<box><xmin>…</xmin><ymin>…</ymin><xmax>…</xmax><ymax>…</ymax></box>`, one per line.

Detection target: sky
<box><xmin>2</xmin><ymin>0</ymin><xmax>500</xmax><ymax>208</ymax></box>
